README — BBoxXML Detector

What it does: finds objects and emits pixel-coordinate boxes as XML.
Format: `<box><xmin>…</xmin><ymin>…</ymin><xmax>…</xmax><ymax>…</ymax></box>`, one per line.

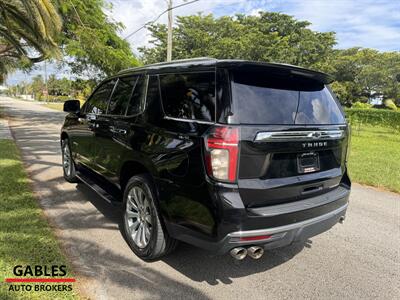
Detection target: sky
<box><xmin>5</xmin><ymin>0</ymin><xmax>400</xmax><ymax>85</ymax></box>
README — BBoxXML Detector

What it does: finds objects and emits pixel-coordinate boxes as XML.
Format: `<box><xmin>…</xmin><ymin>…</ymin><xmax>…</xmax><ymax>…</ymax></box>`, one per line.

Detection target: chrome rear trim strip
<box><xmin>228</xmin><ymin>204</ymin><xmax>348</xmax><ymax>238</ymax></box>
<box><xmin>255</xmin><ymin>130</ymin><xmax>344</xmax><ymax>142</ymax></box>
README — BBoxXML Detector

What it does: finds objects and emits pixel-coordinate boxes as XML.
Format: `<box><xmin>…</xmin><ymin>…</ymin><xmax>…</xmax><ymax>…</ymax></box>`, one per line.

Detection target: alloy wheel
<box><xmin>63</xmin><ymin>143</ymin><xmax>71</xmax><ymax>177</ymax></box>
<box><xmin>125</xmin><ymin>186</ymin><xmax>153</xmax><ymax>248</ymax></box>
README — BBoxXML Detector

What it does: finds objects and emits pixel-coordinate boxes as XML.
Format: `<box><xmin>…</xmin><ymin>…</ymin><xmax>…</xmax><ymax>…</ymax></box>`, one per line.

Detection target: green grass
<box><xmin>43</xmin><ymin>103</ymin><xmax>64</xmax><ymax>111</ymax></box>
<box><xmin>348</xmin><ymin>125</ymin><xmax>400</xmax><ymax>193</ymax></box>
<box><xmin>43</xmin><ymin>99</ymin><xmax>85</xmax><ymax>112</ymax></box>
<box><xmin>0</xmin><ymin>140</ymin><xmax>78</xmax><ymax>300</ymax></box>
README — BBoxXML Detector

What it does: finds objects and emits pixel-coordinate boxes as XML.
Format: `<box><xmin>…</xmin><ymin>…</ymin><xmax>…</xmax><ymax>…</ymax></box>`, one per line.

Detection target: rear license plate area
<box><xmin>297</xmin><ymin>152</ymin><xmax>320</xmax><ymax>173</ymax></box>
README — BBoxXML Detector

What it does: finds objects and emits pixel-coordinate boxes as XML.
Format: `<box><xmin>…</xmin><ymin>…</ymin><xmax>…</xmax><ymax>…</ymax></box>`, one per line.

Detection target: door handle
<box><xmin>109</xmin><ymin>126</ymin><xmax>127</xmax><ymax>135</ymax></box>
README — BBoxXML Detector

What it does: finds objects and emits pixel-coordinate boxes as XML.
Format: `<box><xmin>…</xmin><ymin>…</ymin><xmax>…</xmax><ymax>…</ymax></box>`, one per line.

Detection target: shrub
<box><xmin>35</xmin><ymin>92</ymin><xmax>43</xmax><ymax>101</ymax></box>
<box><xmin>351</xmin><ymin>101</ymin><xmax>372</xmax><ymax>109</ymax></box>
<box><xmin>345</xmin><ymin>108</ymin><xmax>400</xmax><ymax>131</ymax></box>
<box><xmin>384</xmin><ymin>99</ymin><xmax>398</xmax><ymax>111</ymax></box>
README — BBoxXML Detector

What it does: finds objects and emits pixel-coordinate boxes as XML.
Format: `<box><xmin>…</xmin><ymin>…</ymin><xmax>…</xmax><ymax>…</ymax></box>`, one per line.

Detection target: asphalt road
<box><xmin>1</xmin><ymin>96</ymin><xmax>399</xmax><ymax>300</ymax></box>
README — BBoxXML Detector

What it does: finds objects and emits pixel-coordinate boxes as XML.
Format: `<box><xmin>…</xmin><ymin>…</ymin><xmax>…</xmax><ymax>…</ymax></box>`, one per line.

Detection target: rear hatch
<box><xmin>227</xmin><ymin>66</ymin><xmax>349</xmax><ymax>208</ymax></box>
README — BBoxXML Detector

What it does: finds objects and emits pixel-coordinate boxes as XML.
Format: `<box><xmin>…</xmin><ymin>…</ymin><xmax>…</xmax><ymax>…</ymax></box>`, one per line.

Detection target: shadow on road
<box><xmin>161</xmin><ymin>242</ymin><xmax>307</xmax><ymax>285</ymax></box>
<box><xmin>77</xmin><ymin>181</ymin><xmax>308</xmax><ymax>286</ymax></box>
<box><xmin>61</xmin><ymin>235</ymin><xmax>212</xmax><ymax>299</ymax></box>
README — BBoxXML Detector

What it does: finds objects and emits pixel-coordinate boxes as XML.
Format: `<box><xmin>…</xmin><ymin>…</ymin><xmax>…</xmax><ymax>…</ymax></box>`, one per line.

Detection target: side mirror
<box><xmin>63</xmin><ymin>100</ymin><xmax>81</xmax><ymax>113</ymax></box>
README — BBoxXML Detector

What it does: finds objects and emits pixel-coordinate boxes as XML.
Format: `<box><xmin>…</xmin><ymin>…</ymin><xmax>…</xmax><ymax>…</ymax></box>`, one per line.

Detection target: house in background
<box><xmin>369</xmin><ymin>91</ymin><xmax>383</xmax><ymax>105</ymax></box>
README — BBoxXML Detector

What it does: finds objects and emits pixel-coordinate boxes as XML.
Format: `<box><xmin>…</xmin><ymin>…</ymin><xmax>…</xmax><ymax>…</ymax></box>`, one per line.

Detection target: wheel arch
<box><xmin>119</xmin><ymin>160</ymin><xmax>156</xmax><ymax>192</ymax></box>
<box><xmin>60</xmin><ymin>131</ymin><xmax>68</xmax><ymax>143</ymax></box>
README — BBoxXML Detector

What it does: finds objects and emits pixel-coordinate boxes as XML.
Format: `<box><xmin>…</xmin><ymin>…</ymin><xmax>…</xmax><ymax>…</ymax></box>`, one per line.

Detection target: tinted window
<box><xmin>126</xmin><ymin>76</ymin><xmax>146</xmax><ymax>115</ymax></box>
<box><xmin>146</xmin><ymin>76</ymin><xmax>160</xmax><ymax>104</ymax></box>
<box><xmin>145</xmin><ymin>76</ymin><xmax>162</xmax><ymax>123</ymax></box>
<box><xmin>107</xmin><ymin>76</ymin><xmax>137</xmax><ymax>115</ymax></box>
<box><xmin>85</xmin><ymin>79</ymin><xmax>116</xmax><ymax>115</ymax></box>
<box><xmin>295</xmin><ymin>88</ymin><xmax>345</xmax><ymax>124</ymax></box>
<box><xmin>231</xmin><ymin>70</ymin><xmax>345</xmax><ymax>125</ymax></box>
<box><xmin>160</xmin><ymin>72</ymin><xmax>215</xmax><ymax>122</ymax></box>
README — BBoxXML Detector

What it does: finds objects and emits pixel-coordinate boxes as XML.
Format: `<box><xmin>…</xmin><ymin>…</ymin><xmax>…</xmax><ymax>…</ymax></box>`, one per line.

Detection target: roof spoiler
<box><xmin>218</xmin><ymin>60</ymin><xmax>334</xmax><ymax>84</ymax></box>
<box><xmin>289</xmin><ymin>69</ymin><xmax>334</xmax><ymax>84</ymax></box>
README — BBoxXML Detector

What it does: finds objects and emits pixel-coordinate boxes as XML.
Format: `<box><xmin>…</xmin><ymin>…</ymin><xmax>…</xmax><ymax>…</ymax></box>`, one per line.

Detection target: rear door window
<box><xmin>107</xmin><ymin>76</ymin><xmax>137</xmax><ymax>115</ymax></box>
<box><xmin>126</xmin><ymin>76</ymin><xmax>147</xmax><ymax>116</ymax></box>
<box><xmin>231</xmin><ymin>70</ymin><xmax>345</xmax><ymax>125</ymax></box>
<box><xmin>159</xmin><ymin>72</ymin><xmax>215</xmax><ymax>122</ymax></box>
<box><xmin>85</xmin><ymin>79</ymin><xmax>117</xmax><ymax>115</ymax></box>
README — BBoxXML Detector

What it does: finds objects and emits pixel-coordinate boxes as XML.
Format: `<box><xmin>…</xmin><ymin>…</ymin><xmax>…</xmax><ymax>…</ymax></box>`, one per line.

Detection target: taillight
<box><xmin>204</xmin><ymin>126</ymin><xmax>239</xmax><ymax>182</ymax></box>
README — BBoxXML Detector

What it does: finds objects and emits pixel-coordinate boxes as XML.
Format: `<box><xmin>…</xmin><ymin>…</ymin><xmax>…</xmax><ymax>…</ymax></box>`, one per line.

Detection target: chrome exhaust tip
<box><xmin>230</xmin><ymin>247</ymin><xmax>247</xmax><ymax>260</ymax></box>
<box><xmin>247</xmin><ymin>246</ymin><xmax>264</xmax><ymax>259</ymax></box>
<box><xmin>339</xmin><ymin>216</ymin><xmax>345</xmax><ymax>224</ymax></box>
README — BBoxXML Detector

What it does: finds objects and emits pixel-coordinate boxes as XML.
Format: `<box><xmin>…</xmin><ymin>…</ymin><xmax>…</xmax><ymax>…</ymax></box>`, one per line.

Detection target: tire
<box><xmin>123</xmin><ymin>174</ymin><xmax>177</xmax><ymax>260</ymax></box>
<box><xmin>61</xmin><ymin>138</ymin><xmax>79</xmax><ymax>183</ymax></box>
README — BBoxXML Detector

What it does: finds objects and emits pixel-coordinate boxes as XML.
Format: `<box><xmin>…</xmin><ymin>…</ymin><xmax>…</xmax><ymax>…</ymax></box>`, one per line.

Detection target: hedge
<box><xmin>344</xmin><ymin>108</ymin><xmax>400</xmax><ymax>131</ymax></box>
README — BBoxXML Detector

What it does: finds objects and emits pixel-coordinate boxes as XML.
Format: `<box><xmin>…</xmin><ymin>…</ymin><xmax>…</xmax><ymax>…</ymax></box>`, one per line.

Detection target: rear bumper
<box><xmin>166</xmin><ymin>185</ymin><xmax>350</xmax><ymax>254</ymax></box>
<box><xmin>218</xmin><ymin>203</ymin><xmax>347</xmax><ymax>254</ymax></box>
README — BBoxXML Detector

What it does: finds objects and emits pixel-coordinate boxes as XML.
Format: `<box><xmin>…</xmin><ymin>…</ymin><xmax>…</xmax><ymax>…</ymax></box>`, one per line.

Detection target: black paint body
<box><xmin>61</xmin><ymin>59</ymin><xmax>351</xmax><ymax>253</ymax></box>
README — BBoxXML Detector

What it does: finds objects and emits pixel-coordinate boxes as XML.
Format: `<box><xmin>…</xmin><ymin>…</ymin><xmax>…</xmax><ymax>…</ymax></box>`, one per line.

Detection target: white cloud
<box><xmin>278</xmin><ymin>0</ymin><xmax>400</xmax><ymax>50</ymax></box>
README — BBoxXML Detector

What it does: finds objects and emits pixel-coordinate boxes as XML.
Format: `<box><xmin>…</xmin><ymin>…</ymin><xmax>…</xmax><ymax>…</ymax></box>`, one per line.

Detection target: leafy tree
<box><xmin>58</xmin><ymin>77</ymin><xmax>73</xmax><ymax>96</ymax></box>
<box><xmin>47</xmin><ymin>75</ymin><xmax>72</xmax><ymax>96</ymax></box>
<box><xmin>55</xmin><ymin>0</ymin><xmax>139</xmax><ymax>78</ymax></box>
<box><xmin>30</xmin><ymin>75</ymin><xmax>45</xmax><ymax>100</ymax></box>
<box><xmin>47</xmin><ymin>74</ymin><xmax>58</xmax><ymax>95</ymax></box>
<box><xmin>330</xmin><ymin>48</ymin><xmax>400</xmax><ymax>106</ymax></box>
<box><xmin>71</xmin><ymin>78</ymin><xmax>95</xmax><ymax>99</ymax></box>
<box><xmin>139</xmin><ymin>12</ymin><xmax>336</xmax><ymax>70</ymax></box>
<box><xmin>0</xmin><ymin>0</ymin><xmax>62</xmax><ymax>81</ymax></box>
<box><xmin>381</xmin><ymin>52</ymin><xmax>400</xmax><ymax>106</ymax></box>
<box><xmin>1</xmin><ymin>0</ymin><xmax>139</xmax><ymax>83</ymax></box>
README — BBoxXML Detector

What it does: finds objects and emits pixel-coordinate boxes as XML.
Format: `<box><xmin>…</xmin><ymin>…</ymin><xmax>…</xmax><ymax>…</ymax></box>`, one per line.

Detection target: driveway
<box><xmin>1</xmin><ymin>96</ymin><xmax>399</xmax><ymax>300</ymax></box>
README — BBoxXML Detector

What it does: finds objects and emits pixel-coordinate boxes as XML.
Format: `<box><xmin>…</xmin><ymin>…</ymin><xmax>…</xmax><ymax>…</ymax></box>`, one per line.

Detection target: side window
<box><xmin>126</xmin><ymin>76</ymin><xmax>147</xmax><ymax>116</ymax></box>
<box><xmin>145</xmin><ymin>76</ymin><xmax>162</xmax><ymax>124</ymax></box>
<box><xmin>107</xmin><ymin>76</ymin><xmax>138</xmax><ymax>115</ymax></box>
<box><xmin>159</xmin><ymin>72</ymin><xmax>215</xmax><ymax>122</ymax></box>
<box><xmin>146</xmin><ymin>76</ymin><xmax>160</xmax><ymax>105</ymax></box>
<box><xmin>85</xmin><ymin>79</ymin><xmax>117</xmax><ymax>115</ymax></box>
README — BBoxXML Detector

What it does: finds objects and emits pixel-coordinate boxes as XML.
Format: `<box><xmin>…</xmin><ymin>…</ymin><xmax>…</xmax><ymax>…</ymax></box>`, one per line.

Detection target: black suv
<box><xmin>61</xmin><ymin>58</ymin><xmax>351</xmax><ymax>260</ymax></box>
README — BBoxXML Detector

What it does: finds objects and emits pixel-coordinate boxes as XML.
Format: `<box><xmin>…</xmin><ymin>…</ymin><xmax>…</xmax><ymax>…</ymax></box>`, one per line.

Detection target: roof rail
<box><xmin>118</xmin><ymin>57</ymin><xmax>216</xmax><ymax>74</ymax></box>
<box><xmin>149</xmin><ymin>57</ymin><xmax>215</xmax><ymax>66</ymax></box>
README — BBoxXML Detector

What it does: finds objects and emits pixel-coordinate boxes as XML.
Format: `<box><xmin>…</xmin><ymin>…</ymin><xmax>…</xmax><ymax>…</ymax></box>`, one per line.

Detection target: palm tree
<box><xmin>0</xmin><ymin>0</ymin><xmax>62</xmax><ymax>81</ymax></box>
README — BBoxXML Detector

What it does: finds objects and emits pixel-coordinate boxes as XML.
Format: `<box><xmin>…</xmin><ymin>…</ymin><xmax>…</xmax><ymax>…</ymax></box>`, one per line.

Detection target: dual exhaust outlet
<box><xmin>230</xmin><ymin>246</ymin><xmax>264</xmax><ymax>260</ymax></box>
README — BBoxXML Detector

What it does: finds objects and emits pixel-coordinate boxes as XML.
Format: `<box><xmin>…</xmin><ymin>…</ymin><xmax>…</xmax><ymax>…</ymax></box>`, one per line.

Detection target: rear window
<box><xmin>159</xmin><ymin>72</ymin><xmax>215</xmax><ymax>122</ymax></box>
<box><xmin>231</xmin><ymin>70</ymin><xmax>345</xmax><ymax>125</ymax></box>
